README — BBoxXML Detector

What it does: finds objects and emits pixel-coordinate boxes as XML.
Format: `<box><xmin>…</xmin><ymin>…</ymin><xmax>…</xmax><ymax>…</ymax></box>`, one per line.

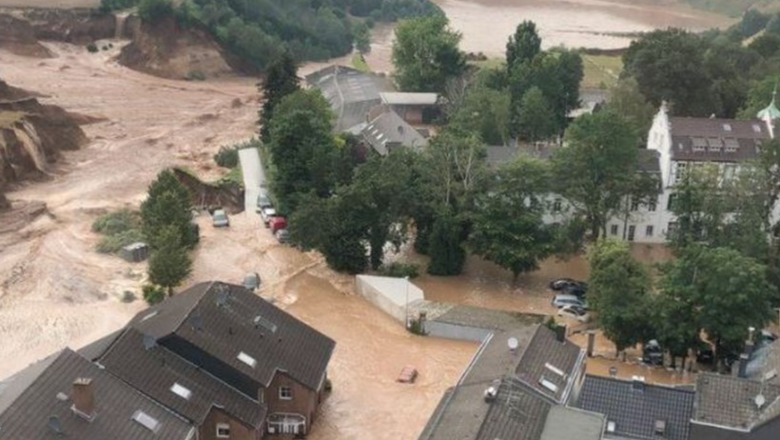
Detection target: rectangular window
<box><xmin>610</xmin><ymin>225</ymin><xmax>618</xmax><ymax>236</ymax></box>
<box><xmin>649</xmin><ymin>198</ymin><xmax>657</xmax><ymax>212</ymax></box>
<box><xmin>279</xmin><ymin>386</ymin><xmax>293</xmax><ymax>400</ymax></box>
<box><xmin>667</xmin><ymin>222</ymin><xmax>678</xmax><ymax>238</ymax></box>
<box><xmin>553</xmin><ymin>198</ymin><xmax>562</xmax><ymax>212</ymax></box>
<box><xmin>675</xmin><ymin>162</ymin><xmax>687</xmax><ymax>182</ymax></box>
<box><xmin>630</xmin><ymin>197</ymin><xmax>639</xmax><ymax>211</ymax></box>
<box><xmin>216</xmin><ymin>423</ymin><xmax>230</xmax><ymax>438</ymax></box>
<box><xmin>646</xmin><ymin>225</ymin><xmax>654</xmax><ymax>237</ymax></box>
<box><xmin>667</xmin><ymin>194</ymin><xmax>677</xmax><ymax>211</ymax></box>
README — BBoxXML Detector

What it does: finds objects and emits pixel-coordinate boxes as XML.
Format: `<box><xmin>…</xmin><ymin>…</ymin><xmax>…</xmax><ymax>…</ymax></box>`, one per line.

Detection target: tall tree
<box><xmin>267</xmin><ymin>89</ymin><xmax>339</xmax><ymax>213</ymax></box>
<box><xmin>449</xmin><ymin>82</ymin><xmax>511</xmax><ymax>145</ymax></box>
<box><xmin>505</xmin><ymin>20</ymin><xmax>541</xmax><ymax>71</ymax></box>
<box><xmin>514</xmin><ymin>86</ymin><xmax>557</xmax><ymax>142</ymax></box>
<box><xmin>140</xmin><ymin>169</ymin><xmax>197</xmax><ymax>249</ymax></box>
<box><xmin>622</xmin><ymin>29</ymin><xmax>715</xmax><ymax>116</ymax></box>
<box><xmin>660</xmin><ymin>246</ymin><xmax>775</xmax><ymax>362</ymax></box>
<box><xmin>427</xmin><ymin>208</ymin><xmax>466</xmax><ymax>276</ymax></box>
<box><xmin>605</xmin><ymin>77</ymin><xmax>656</xmax><ymax>140</ymax></box>
<box><xmin>551</xmin><ymin>111</ymin><xmax>650</xmax><ymax>240</ymax></box>
<box><xmin>469</xmin><ymin>156</ymin><xmax>556</xmax><ymax>279</ymax></box>
<box><xmin>259</xmin><ymin>51</ymin><xmax>300</xmax><ymax>142</ymax></box>
<box><xmin>147</xmin><ymin>225</ymin><xmax>192</xmax><ymax>296</ymax></box>
<box><xmin>588</xmin><ymin>240</ymin><xmax>654</xmax><ymax>355</ymax></box>
<box><xmin>392</xmin><ymin>15</ymin><xmax>466</xmax><ymax>92</ymax></box>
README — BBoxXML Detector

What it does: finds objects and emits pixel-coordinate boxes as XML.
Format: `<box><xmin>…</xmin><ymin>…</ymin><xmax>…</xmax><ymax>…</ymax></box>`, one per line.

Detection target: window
<box><xmin>610</xmin><ymin>225</ymin><xmax>618</xmax><ymax>236</ymax></box>
<box><xmin>216</xmin><ymin>423</ymin><xmax>230</xmax><ymax>438</ymax></box>
<box><xmin>724</xmin><ymin>164</ymin><xmax>736</xmax><ymax>180</ymax></box>
<box><xmin>667</xmin><ymin>222</ymin><xmax>678</xmax><ymax>238</ymax></box>
<box><xmin>722</xmin><ymin>123</ymin><xmax>732</xmax><ymax>132</ymax></box>
<box><xmin>691</xmin><ymin>137</ymin><xmax>707</xmax><ymax>152</ymax></box>
<box><xmin>667</xmin><ymin>194</ymin><xmax>677</xmax><ymax>211</ymax></box>
<box><xmin>279</xmin><ymin>386</ymin><xmax>293</xmax><ymax>400</ymax></box>
<box><xmin>630</xmin><ymin>197</ymin><xmax>639</xmax><ymax>211</ymax></box>
<box><xmin>707</xmin><ymin>137</ymin><xmax>722</xmax><ymax>152</ymax></box>
<box><xmin>646</xmin><ymin>225</ymin><xmax>654</xmax><ymax>237</ymax></box>
<box><xmin>724</xmin><ymin>138</ymin><xmax>739</xmax><ymax>152</ymax></box>
<box><xmin>132</xmin><ymin>410</ymin><xmax>160</xmax><ymax>433</ymax></box>
<box><xmin>553</xmin><ymin>198</ymin><xmax>562</xmax><ymax>212</ymax></box>
<box><xmin>648</xmin><ymin>198</ymin><xmax>657</xmax><ymax>212</ymax></box>
<box><xmin>170</xmin><ymin>383</ymin><xmax>192</xmax><ymax>400</ymax></box>
<box><xmin>675</xmin><ymin>162</ymin><xmax>687</xmax><ymax>182</ymax></box>
<box><xmin>237</xmin><ymin>351</ymin><xmax>257</xmax><ymax>368</ymax></box>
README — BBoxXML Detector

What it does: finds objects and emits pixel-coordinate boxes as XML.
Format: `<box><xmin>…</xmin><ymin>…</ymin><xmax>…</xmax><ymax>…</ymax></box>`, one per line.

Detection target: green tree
<box><xmin>588</xmin><ymin>240</ymin><xmax>654</xmax><ymax>354</ymax></box>
<box><xmin>140</xmin><ymin>169</ymin><xmax>197</xmax><ymax>250</ymax></box>
<box><xmin>605</xmin><ymin>77</ymin><xmax>656</xmax><ymax>140</ymax></box>
<box><xmin>427</xmin><ymin>209</ymin><xmax>466</xmax><ymax>275</ymax></box>
<box><xmin>660</xmin><ymin>246</ymin><xmax>775</xmax><ymax>362</ymax></box>
<box><xmin>469</xmin><ymin>156</ymin><xmax>555</xmax><ymax>279</ymax></box>
<box><xmin>749</xmin><ymin>33</ymin><xmax>780</xmax><ymax>59</ymax></box>
<box><xmin>505</xmin><ymin>20</ymin><xmax>541</xmax><ymax>71</ymax></box>
<box><xmin>148</xmin><ymin>225</ymin><xmax>192</xmax><ymax>296</ymax></box>
<box><xmin>392</xmin><ymin>15</ymin><xmax>466</xmax><ymax>92</ymax></box>
<box><xmin>738</xmin><ymin>75</ymin><xmax>780</xmax><ymax>120</ymax></box>
<box><xmin>449</xmin><ymin>82</ymin><xmax>511</xmax><ymax>145</ymax></box>
<box><xmin>551</xmin><ymin>111</ymin><xmax>648</xmax><ymax>240</ymax></box>
<box><xmin>259</xmin><ymin>51</ymin><xmax>300</xmax><ymax>142</ymax></box>
<box><xmin>353</xmin><ymin>22</ymin><xmax>371</xmax><ymax>54</ymax></box>
<box><xmin>138</xmin><ymin>0</ymin><xmax>173</xmax><ymax>23</ymax></box>
<box><xmin>142</xmin><ymin>284</ymin><xmax>166</xmax><ymax>305</ymax></box>
<box><xmin>514</xmin><ymin>86</ymin><xmax>557</xmax><ymax>142</ymax></box>
<box><xmin>622</xmin><ymin>29</ymin><xmax>715</xmax><ymax>116</ymax></box>
<box><xmin>267</xmin><ymin>89</ymin><xmax>340</xmax><ymax>213</ymax></box>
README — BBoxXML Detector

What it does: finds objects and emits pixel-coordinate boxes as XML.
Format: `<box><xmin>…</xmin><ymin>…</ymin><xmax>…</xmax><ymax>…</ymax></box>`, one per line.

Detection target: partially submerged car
<box><xmin>275</xmin><ymin>229</ymin><xmax>290</xmax><ymax>244</ymax></box>
<box><xmin>557</xmin><ymin>305</ymin><xmax>591</xmax><ymax>323</ymax></box>
<box><xmin>243</xmin><ymin>272</ymin><xmax>261</xmax><ymax>291</ymax></box>
<box><xmin>212</xmin><ymin>209</ymin><xmax>230</xmax><ymax>227</ymax></box>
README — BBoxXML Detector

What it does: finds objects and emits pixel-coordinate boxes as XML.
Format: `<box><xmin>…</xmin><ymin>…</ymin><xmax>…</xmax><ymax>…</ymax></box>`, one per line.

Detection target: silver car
<box><xmin>551</xmin><ymin>294</ymin><xmax>588</xmax><ymax>309</ymax></box>
<box><xmin>212</xmin><ymin>209</ymin><xmax>229</xmax><ymax>227</ymax></box>
<box><xmin>243</xmin><ymin>272</ymin><xmax>261</xmax><ymax>290</ymax></box>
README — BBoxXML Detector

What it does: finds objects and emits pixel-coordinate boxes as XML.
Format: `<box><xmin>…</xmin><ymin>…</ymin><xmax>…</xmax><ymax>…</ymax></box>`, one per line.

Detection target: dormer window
<box><xmin>692</xmin><ymin>137</ymin><xmax>706</xmax><ymax>152</ymax></box>
<box><xmin>724</xmin><ymin>138</ymin><xmax>739</xmax><ymax>153</ymax></box>
<box><xmin>707</xmin><ymin>137</ymin><xmax>722</xmax><ymax>152</ymax></box>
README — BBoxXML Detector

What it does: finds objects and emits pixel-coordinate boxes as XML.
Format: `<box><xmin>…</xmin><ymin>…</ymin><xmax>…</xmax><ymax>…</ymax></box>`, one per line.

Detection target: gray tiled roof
<box><xmin>694</xmin><ymin>373</ymin><xmax>780</xmax><ymax>431</ymax></box>
<box><xmin>669</xmin><ymin>117</ymin><xmax>770</xmax><ymax>163</ymax></box>
<box><xmin>516</xmin><ymin>326</ymin><xmax>584</xmax><ymax>404</ymax></box>
<box><xmin>0</xmin><ymin>349</ymin><xmax>193</xmax><ymax>440</ymax></box>
<box><xmin>129</xmin><ymin>282</ymin><xmax>335</xmax><ymax>391</ymax></box>
<box><xmin>477</xmin><ymin>377</ymin><xmax>553</xmax><ymax>440</ymax></box>
<box><xmin>575</xmin><ymin>374</ymin><xmax>695</xmax><ymax>440</ymax></box>
<box><xmin>100</xmin><ymin>328</ymin><xmax>266</xmax><ymax>428</ymax></box>
<box><xmin>76</xmin><ymin>329</ymin><xmax>123</xmax><ymax>361</ymax></box>
<box><xmin>486</xmin><ymin>146</ymin><xmax>520</xmax><ymax>168</ymax></box>
<box><xmin>459</xmin><ymin>327</ymin><xmax>538</xmax><ymax>386</ymax></box>
<box><xmin>305</xmin><ymin>65</ymin><xmax>393</xmax><ymax>132</ymax></box>
<box><xmin>540</xmin><ymin>405</ymin><xmax>605</xmax><ymax>440</ymax></box>
<box><xmin>433</xmin><ymin>305</ymin><xmax>545</xmax><ymax>331</ymax></box>
<box><xmin>361</xmin><ymin>109</ymin><xmax>427</xmax><ymax>155</ymax></box>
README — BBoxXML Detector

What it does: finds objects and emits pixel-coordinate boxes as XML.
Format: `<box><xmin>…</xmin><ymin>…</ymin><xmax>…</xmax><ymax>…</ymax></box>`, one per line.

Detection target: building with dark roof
<box><xmin>0</xmin><ymin>349</ymin><xmax>195</xmax><ymax>439</ymax></box>
<box><xmin>361</xmin><ymin>109</ymin><xmax>427</xmax><ymax>155</ymax></box>
<box><xmin>419</xmin><ymin>325</ymin><xmax>587</xmax><ymax>440</ymax></box>
<box><xmin>305</xmin><ymin>65</ymin><xmax>393</xmax><ymax>133</ymax></box>
<box><xmin>378</xmin><ymin>92</ymin><xmax>440</xmax><ymax>125</ymax></box>
<box><xmin>127</xmin><ymin>281</ymin><xmax>335</xmax><ymax>436</ymax></box>
<box><xmin>100</xmin><ymin>328</ymin><xmax>267</xmax><ymax>440</ymax></box>
<box><xmin>574</xmin><ymin>374</ymin><xmax>695</xmax><ymax>440</ymax></box>
<box><xmin>690</xmin><ymin>373</ymin><xmax>780</xmax><ymax>440</ymax></box>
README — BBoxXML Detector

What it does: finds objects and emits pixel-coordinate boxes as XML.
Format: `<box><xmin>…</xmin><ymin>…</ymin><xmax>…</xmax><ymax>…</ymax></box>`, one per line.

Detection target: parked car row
<box><xmin>257</xmin><ymin>190</ymin><xmax>289</xmax><ymax>244</ymax></box>
<box><xmin>549</xmin><ymin>277</ymin><xmax>588</xmax><ymax>297</ymax></box>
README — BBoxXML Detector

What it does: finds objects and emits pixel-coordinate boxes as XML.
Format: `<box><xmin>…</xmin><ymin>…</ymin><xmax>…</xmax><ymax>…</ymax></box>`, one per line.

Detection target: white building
<box><xmin>604</xmin><ymin>97</ymin><xmax>779</xmax><ymax>244</ymax></box>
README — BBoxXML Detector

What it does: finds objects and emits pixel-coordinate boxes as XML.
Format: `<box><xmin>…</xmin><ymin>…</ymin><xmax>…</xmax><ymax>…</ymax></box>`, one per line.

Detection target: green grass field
<box><xmin>351</xmin><ymin>53</ymin><xmax>371</xmax><ymax>72</ymax></box>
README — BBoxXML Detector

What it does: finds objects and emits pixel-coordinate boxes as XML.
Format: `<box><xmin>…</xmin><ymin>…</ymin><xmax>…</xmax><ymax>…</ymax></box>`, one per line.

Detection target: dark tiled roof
<box><xmin>361</xmin><ymin>109</ymin><xmax>427</xmax><ymax>155</ymax></box>
<box><xmin>540</xmin><ymin>406</ymin><xmax>605</xmax><ymax>440</ymax></box>
<box><xmin>575</xmin><ymin>374</ymin><xmax>695</xmax><ymax>440</ymax></box>
<box><xmin>668</xmin><ymin>117</ymin><xmax>770</xmax><ymax>163</ymax></box>
<box><xmin>516</xmin><ymin>326</ymin><xmax>584</xmax><ymax>404</ymax></box>
<box><xmin>77</xmin><ymin>329</ymin><xmax>123</xmax><ymax>361</ymax></box>
<box><xmin>459</xmin><ymin>327</ymin><xmax>538</xmax><ymax>386</ymax></box>
<box><xmin>418</xmin><ymin>382</ymin><xmax>493</xmax><ymax>440</ymax></box>
<box><xmin>694</xmin><ymin>373</ymin><xmax>780</xmax><ymax>431</ymax></box>
<box><xmin>100</xmin><ymin>328</ymin><xmax>266</xmax><ymax>428</ymax></box>
<box><xmin>0</xmin><ymin>349</ymin><xmax>193</xmax><ymax>440</ymax></box>
<box><xmin>476</xmin><ymin>377</ymin><xmax>553</xmax><ymax>440</ymax></box>
<box><xmin>129</xmin><ymin>282</ymin><xmax>335</xmax><ymax>391</ymax></box>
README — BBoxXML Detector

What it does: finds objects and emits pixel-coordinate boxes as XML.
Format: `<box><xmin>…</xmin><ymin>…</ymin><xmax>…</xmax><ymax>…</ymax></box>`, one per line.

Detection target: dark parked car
<box><xmin>642</xmin><ymin>340</ymin><xmax>663</xmax><ymax>366</ymax></box>
<box><xmin>550</xmin><ymin>278</ymin><xmax>588</xmax><ymax>297</ymax></box>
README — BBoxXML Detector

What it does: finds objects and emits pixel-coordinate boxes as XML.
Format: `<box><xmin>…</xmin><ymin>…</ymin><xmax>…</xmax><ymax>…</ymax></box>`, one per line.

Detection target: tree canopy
<box><xmin>140</xmin><ymin>169</ymin><xmax>198</xmax><ymax>250</ymax></box>
<box><xmin>259</xmin><ymin>52</ymin><xmax>300</xmax><ymax>142</ymax></box>
<box><xmin>392</xmin><ymin>15</ymin><xmax>466</xmax><ymax>92</ymax></box>
<box><xmin>506</xmin><ymin>21</ymin><xmax>541</xmax><ymax>71</ymax></box>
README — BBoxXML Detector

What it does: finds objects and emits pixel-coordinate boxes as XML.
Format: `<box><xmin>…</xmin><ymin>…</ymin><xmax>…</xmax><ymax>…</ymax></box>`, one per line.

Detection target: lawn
<box><xmin>351</xmin><ymin>52</ymin><xmax>371</xmax><ymax>73</ymax></box>
<box><xmin>581</xmin><ymin>54</ymin><xmax>623</xmax><ymax>90</ymax></box>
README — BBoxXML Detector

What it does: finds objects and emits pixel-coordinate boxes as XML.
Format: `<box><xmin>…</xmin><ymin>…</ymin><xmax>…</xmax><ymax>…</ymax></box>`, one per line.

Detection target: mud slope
<box><xmin>0</xmin><ymin>79</ymin><xmax>88</xmax><ymax>188</ymax></box>
<box><xmin>0</xmin><ymin>13</ymin><xmax>53</xmax><ymax>57</ymax></box>
<box><xmin>119</xmin><ymin>16</ymin><xmax>234</xmax><ymax>80</ymax></box>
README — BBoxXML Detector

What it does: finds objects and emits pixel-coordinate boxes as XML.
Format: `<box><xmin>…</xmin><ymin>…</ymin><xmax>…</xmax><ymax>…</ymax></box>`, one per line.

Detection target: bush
<box><xmin>96</xmin><ymin>229</ymin><xmax>146</xmax><ymax>254</ymax></box>
<box><xmin>99</xmin><ymin>0</ymin><xmax>138</xmax><ymax>13</ymax></box>
<box><xmin>86</xmin><ymin>43</ymin><xmax>98</xmax><ymax>53</ymax></box>
<box><xmin>142</xmin><ymin>284</ymin><xmax>166</xmax><ymax>305</ymax></box>
<box><xmin>214</xmin><ymin>145</ymin><xmax>240</xmax><ymax>168</ymax></box>
<box><xmin>186</xmin><ymin>70</ymin><xmax>206</xmax><ymax>81</ymax></box>
<box><xmin>92</xmin><ymin>209</ymin><xmax>141</xmax><ymax>235</ymax></box>
<box><xmin>138</xmin><ymin>0</ymin><xmax>173</xmax><ymax>23</ymax></box>
<box><xmin>377</xmin><ymin>262</ymin><xmax>419</xmax><ymax>278</ymax></box>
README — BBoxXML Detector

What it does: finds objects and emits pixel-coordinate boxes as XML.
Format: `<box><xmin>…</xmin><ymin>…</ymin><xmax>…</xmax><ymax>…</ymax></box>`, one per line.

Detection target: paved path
<box><xmin>237</xmin><ymin>147</ymin><xmax>265</xmax><ymax>213</ymax></box>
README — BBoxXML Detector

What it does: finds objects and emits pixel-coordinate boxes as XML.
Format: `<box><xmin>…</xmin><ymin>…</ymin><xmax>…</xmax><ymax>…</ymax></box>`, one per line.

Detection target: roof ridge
<box><xmin>590</xmin><ymin>373</ymin><xmax>695</xmax><ymax>393</ymax></box>
<box><xmin>171</xmin><ymin>281</ymin><xmax>216</xmax><ymax>335</ymax></box>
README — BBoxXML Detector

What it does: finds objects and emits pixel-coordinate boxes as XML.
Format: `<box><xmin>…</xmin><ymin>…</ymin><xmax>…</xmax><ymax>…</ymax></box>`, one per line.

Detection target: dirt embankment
<box><xmin>17</xmin><ymin>8</ymin><xmax>117</xmax><ymax>44</ymax></box>
<box><xmin>118</xmin><ymin>16</ymin><xmax>235</xmax><ymax>80</ymax></box>
<box><xmin>173</xmin><ymin>167</ymin><xmax>245</xmax><ymax>213</ymax></box>
<box><xmin>0</xmin><ymin>13</ymin><xmax>54</xmax><ymax>57</ymax></box>
<box><xmin>0</xmin><ymin>79</ymin><xmax>88</xmax><ymax>204</ymax></box>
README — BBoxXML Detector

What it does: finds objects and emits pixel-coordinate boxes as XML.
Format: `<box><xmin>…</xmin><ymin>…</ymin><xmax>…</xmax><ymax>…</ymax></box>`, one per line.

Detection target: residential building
<box><xmin>691</xmin><ymin>373</ymin><xmax>780</xmax><ymax>440</ymax></box>
<box><xmin>361</xmin><ymin>109</ymin><xmax>428</xmax><ymax>155</ymax></box>
<box><xmin>419</xmin><ymin>324</ymin><xmax>588</xmax><ymax>440</ymax></box>
<box><xmin>0</xmin><ymin>349</ymin><xmax>195</xmax><ymax>439</ymax></box>
<box><xmin>377</xmin><ymin>92</ymin><xmax>440</xmax><ymax>125</ymax></box>
<box><xmin>574</xmin><ymin>374</ymin><xmax>696</xmax><ymax>440</ymax></box>
<box><xmin>126</xmin><ymin>281</ymin><xmax>335</xmax><ymax>436</ymax></box>
<box><xmin>304</xmin><ymin>65</ymin><xmax>393</xmax><ymax>133</ymax></box>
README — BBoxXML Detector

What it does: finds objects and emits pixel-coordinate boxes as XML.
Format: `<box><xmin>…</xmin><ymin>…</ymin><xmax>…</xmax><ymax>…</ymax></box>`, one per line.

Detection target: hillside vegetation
<box><xmin>684</xmin><ymin>0</ymin><xmax>780</xmax><ymax>17</ymax></box>
<box><xmin>101</xmin><ymin>0</ymin><xmax>440</xmax><ymax>68</ymax></box>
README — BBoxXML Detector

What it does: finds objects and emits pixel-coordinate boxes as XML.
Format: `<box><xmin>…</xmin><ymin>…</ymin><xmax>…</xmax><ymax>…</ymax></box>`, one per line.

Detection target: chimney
<box><xmin>738</xmin><ymin>353</ymin><xmax>750</xmax><ymax>378</ymax></box>
<box><xmin>554</xmin><ymin>325</ymin><xmax>566</xmax><ymax>343</ymax></box>
<box><xmin>71</xmin><ymin>378</ymin><xmax>96</xmax><ymax>421</ymax></box>
<box><xmin>631</xmin><ymin>375</ymin><xmax>645</xmax><ymax>392</ymax></box>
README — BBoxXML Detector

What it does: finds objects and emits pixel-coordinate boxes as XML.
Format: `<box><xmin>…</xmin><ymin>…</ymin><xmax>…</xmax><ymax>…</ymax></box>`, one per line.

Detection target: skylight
<box><xmin>237</xmin><ymin>351</ymin><xmax>257</xmax><ymax>368</ymax></box>
<box><xmin>753</xmin><ymin>124</ymin><xmax>762</xmax><ymax>133</ymax></box>
<box><xmin>539</xmin><ymin>377</ymin><xmax>559</xmax><ymax>394</ymax></box>
<box><xmin>141</xmin><ymin>311</ymin><xmax>158</xmax><ymax>322</ymax></box>
<box><xmin>607</xmin><ymin>421</ymin><xmax>616</xmax><ymax>433</ymax></box>
<box><xmin>544</xmin><ymin>362</ymin><xmax>565</xmax><ymax>377</ymax></box>
<box><xmin>253</xmin><ymin>315</ymin><xmax>277</xmax><ymax>333</ymax></box>
<box><xmin>723</xmin><ymin>123</ymin><xmax>732</xmax><ymax>132</ymax></box>
<box><xmin>170</xmin><ymin>383</ymin><xmax>192</xmax><ymax>400</ymax></box>
<box><xmin>132</xmin><ymin>410</ymin><xmax>160</xmax><ymax>433</ymax></box>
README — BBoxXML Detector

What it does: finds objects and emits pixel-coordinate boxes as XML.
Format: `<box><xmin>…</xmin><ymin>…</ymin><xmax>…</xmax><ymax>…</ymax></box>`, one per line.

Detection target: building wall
<box><xmin>262</xmin><ymin>372</ymin><xmax>319</xmax><ymax>434</ymax></box>
<box><xmin>424</xmin><ymin>320</ymin><xmax>493</xmax><ymax>342</ymax></box>
<box><xmin>200</xmin><ymin>407</ymin><xmax>261</xmax><ymax>440</ymax></box>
